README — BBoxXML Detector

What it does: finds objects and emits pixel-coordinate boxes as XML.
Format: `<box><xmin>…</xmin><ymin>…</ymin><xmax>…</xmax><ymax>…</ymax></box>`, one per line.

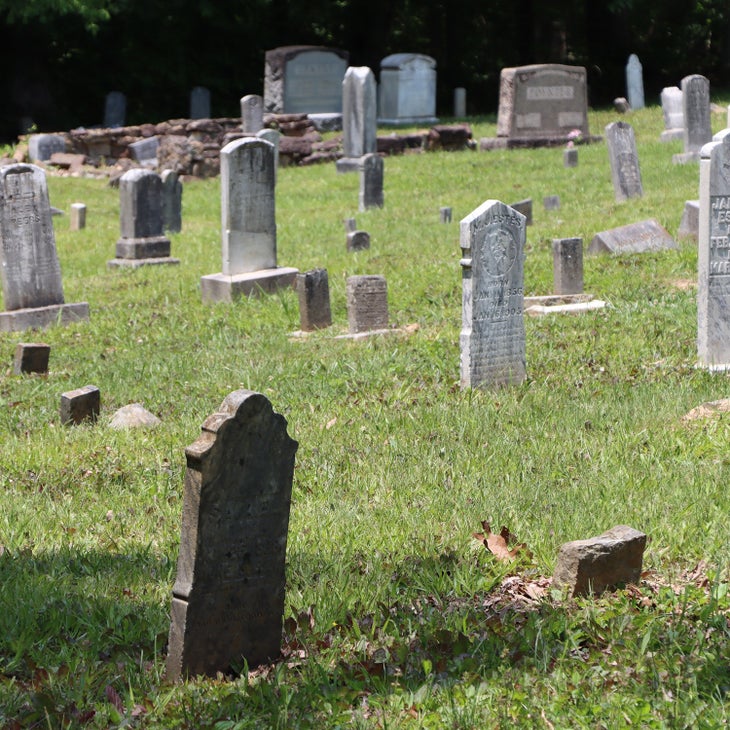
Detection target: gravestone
<box><xmin>336</xmin><ymin>67</ymin><xmax>377</xmax><ymax>173</ymax></box>
<box><xmin>460</xmin><ymin>199</ymin><xmax>526</xmax><ymax>389</ymax></box>
<box><xmin>256</xmin><ymin>129</ymin><xmax>280</xmax><ymax>183</ymax></box>
<box><xmin>28</xmin><ymin>134</ymin><xmax>66</xmax><ymax>163</ymax></box>
<box><xmin>161</xmin><ymin>170</ymin><xmax>182</xmax><ymax>234</ymax></box>
<box><xmin>440</xmin><ymin>206</ymin><xmax>452</xmax><ymax>223</ymax></box>
<box><xmin>0</xmin><ymin>164</ymin><xmax>89</xmax><ymax>331</ymax></box>
<box><xmin>13</xmin><ymin>342</ymin><xmax>50</xmax><ymax>374</ymax></box>
<box><xmin>678</xmin><ymin>200</ymin><xmax>699</xmax><ymax>241</ymax></box>
<box><xmin>673</xmin><ymin>75</ymin><xmax>711</xmax><ymax>164</ymax></box>
<box><xmin>129</xmin><ymin>137</ymin><xmax>159</xmax><ymax>164</ymax></box>
<box><xmin>109</xmin><ymin>169</ymin><xmax>179</xmax><ymax>268</ymax></box>
<box><xmin>241</xmin><ymin>94</ymin><xmax>264</xmax><ymax>135</ymax></box>
<box><xmin>605</xmin><ymin>121</ymin><xmax>643</xmax><ymax>201</ymax></box>
<box><xmin>264</xmin><ymin>46</ymin><xmax>349</xmax><ymax>114</ymax></box>
<box><xmin>454</xmin><ymin>87</ymin><xmax>466</xmax><ymax>118</ymax></box>
<box><xmin>496</xmin><ymin>64</ymin><xmax>589</xmax><ymax>143</ymax></box>
<box><xmin>552</xmin><ymin>238</ymin><xmax>583</xmax><ymax>295</ymax></box>
<box><xmin>346</xmin><ymin>230</ymin><xmax>370</xmax><ymax>252</ymax></box>
<box><xmin>698</xmin><ymin>135</ymin><xmax>730</xmax><ymax>368</ymax></box>
<box><xmin>358</xmin><ymin>153</ymin><xmax>384</xmax><ymax>211</ymax></box>
<box><xmin>110</xmin><ymin>403</ymin><xmax>161</xmax><ymax>429</ymax></box>
<box><xmin>564</xmin><ymin>148</ymin><xmax>578</xmax><ymax>167</ymax></box>
<box><xmin>660</xmin><ymin>86</ymin><xmax>684</xmax><ymax>142</ymax></box>
<box><xmin>70</xmin><ymin>203</ymin><xmax>86</xmax><ymax>231</ymax></box>
<box><xmin>625</xmin><ymin>54</ymin><xmax>645</xmax><ymax>110</ymax></box>
<box><xmin>190</xmin><ymin>86</ymin><xmax>211</xmax><ymax>119</ymax></box>
<box><xmin>201</xmin><ymin>138</ymin><xmax>297</xmax><ymax>302</ymax></box>
<box><xmin>166</xmin><ymin>390</ymin><xmax>298</xmax><ymax>681</ymax></box>
<box><xmin>104</xmin><ymin>91</ymin><xmax>126</xmax><ymax>128</ymax></box>
<box><xmin>543</xmin><ymin>195</ymin><xmax>560</xmax><ymax>210</ymax></box>
<box><xmin>297</xmin><ymin>268</ymin><xmax>332</xmax><ymax>331</ymax></box>
<box><xmin>510</xmin><ymin>199</ymin><xmax>532</xmax><ymax>225</ymax></box>
<box><xmin>344</xmin><ymin>217</ymin><xmax>357</xmax><ymax>233</ymax></box>
<box><xmin>588</xmin><ymin>219</ymin><xmax>677</xmax><ymax>255</ymax></box>
<box><xmin>60</xmin><ymin>385</ymin><xmax>100</xmax><ymax>425</ymax></box>
<box><xmin>346</xmin><ymin>275</ymin><xmax>388</xmax><ymax>333</ymax></box>
<box><xmin>377</xmin><ymin>54</ymin><xmax>438</xmax><ymax>125</ymax></box>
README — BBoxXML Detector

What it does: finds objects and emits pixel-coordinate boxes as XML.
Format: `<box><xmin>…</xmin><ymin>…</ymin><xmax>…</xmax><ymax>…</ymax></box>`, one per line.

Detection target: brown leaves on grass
<box><xmin>473</xmin><ymin>521</ymin><xmax>531</xmax><ymax>562</ymax></box>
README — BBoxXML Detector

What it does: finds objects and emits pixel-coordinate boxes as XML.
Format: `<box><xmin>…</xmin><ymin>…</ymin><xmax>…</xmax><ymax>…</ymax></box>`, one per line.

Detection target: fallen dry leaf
<box><xmin>325</xmin><ymin>417</ymin><xmax>337</xmax><ymax>430</ymax></box>
<box><xmin>473</xmin><ymin>521</ymin><xmax>530</xmax><ymax>562</ymax></box>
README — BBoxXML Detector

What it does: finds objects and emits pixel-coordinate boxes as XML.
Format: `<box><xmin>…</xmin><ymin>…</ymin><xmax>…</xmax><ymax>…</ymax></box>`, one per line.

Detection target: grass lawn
<box><xmin>0</xmin><ymin>101</ymin><xmax>729</xmax><ymax>728</ymax></box>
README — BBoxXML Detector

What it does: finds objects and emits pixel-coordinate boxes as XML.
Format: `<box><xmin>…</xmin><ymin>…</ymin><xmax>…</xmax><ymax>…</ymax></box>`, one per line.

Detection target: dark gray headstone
<box><xmin>347</xmin><ymin>275</ymin><xmax>388</xmax><ymax>333</ymax></box>
<box><xmin>510</xmin><ymin>198</ymin><xmax>532</xmax><ymax>225</ymax></box>
<box><xmin>346</xmin><ymin>230</ymin><xmax>370</xmax><ymax>252</ymax></box>
<box><xmin>190</xmin><ymin>86</ymin><xmax>211</xmax><ymax>119</ymax></box>
<box><xmin>13</xmin><ymin>342</ymin><xmax>50</xmax><ymax>374</ymax></box>
<box><xmin>588</xmin><ymin>219</ymin><xmax>677</xmax><ymax>255</ymax></box>
<box><xmin>129</xmin><ymin>137</ymin><xmax>159</xmax><ymax>163</ymax></box>
<box><xmin>104</xmin><ymin>91</ymin><xmax>126</xmax><ymax>128</ymax></box>
<box><xmin>161</xmin><ymin>170</ymin><xmax>183</xmax><ymax>234</ymax></box>
<box><xmin>605</xmin><ymin>121</ymin><xmax>643</xmax><ymax>201</ymax></box>
<box><xmin>28</xmin><ymin>134</ymin><xmax>66</xmax><ymax>162</ymax></box>
<box><xmin>625</xmin><ymin>54</ymin><xmax>644</xmax><ymax>110</ymax></box>
<box><xmin>440</xmin><ymin>206</ymin><xmax>452</xmax><ymax>223</ymax></box>
<box><xmin>297</xmin><ymin>268</ymin><xmax>332</xmax><ymax>331</ymax></box>
<box><xmin>552</xmin><ymin>238</ymin><xmax>583</xmax><ymax>295</ymax></box>
<box><xmin>358</xmin><ymin>153</ymin><xmax>383</xmax><ymax>211</ymax></box>
<box><xmin>60</xmin><ymin>385</ymin><xmax>100</xmax><ymax>425</ymax></box>
<box><xmin>166</xmin><ymin>390</ymin><xmax>298</xmax><ymax>680</ymax></box>
<box><xmin>543</xmin><ymin>195</ymin><xmax>560</xmax><ymax>211</ymax></box>
<box><xmin>563</xmin><ymin>148</ymin><xmax>578</xmax><ymax>167</ymax></box>
<box><xmin>453</xmin><ymin>87</ymin><xmax>466</xmax><ymax>118</ymax></box>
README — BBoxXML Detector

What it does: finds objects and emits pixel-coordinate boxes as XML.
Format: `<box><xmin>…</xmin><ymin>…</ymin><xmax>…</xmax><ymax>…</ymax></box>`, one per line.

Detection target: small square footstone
<box><xmin>13</xmin><ymin>342</ymin><xmax>50</xmax><ymax>374</ymax></box>
<box><xmin>60</xmin><ymin>385</ymin><xmax>100</xmax><ymax>425</ymax></box>
<box><xmin>588</xmin><ymin>219</ymin><xmax>677</xmax><ymax>255</ymax></box>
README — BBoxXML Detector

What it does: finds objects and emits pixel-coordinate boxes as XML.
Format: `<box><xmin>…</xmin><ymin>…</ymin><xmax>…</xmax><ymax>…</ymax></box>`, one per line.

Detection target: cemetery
<box><xmin>2</xmin><ymin>90</ymin><xmax>730</xmax><ymax>727</ymax></box>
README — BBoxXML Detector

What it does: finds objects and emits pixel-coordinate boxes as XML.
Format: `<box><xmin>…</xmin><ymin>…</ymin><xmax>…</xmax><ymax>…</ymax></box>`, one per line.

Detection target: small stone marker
<box><xmin>13</xmin><ymin>342</ymin><xmax>50</xmax><ymax>374</ymax></box>
<box><xmin>344</xmin><ymin>217</ymin><xmax>357</xmax><ymax>233</ymax></box>
<box><xmin>70</xmin><ymin>203</ymin><xmax>86</xmax><ymax>231</ymax></box>
<box><xmin>552</xmin><ymin>525</ymin><xmax>646</xmax><ymax>598</ymax></box>
<box><xmin>552</xmin><ymin>238</ymin><xmax>583</xmax><ymax>295</ymax></box>
<box><xmin>241</xmin><ymin>94</ymin><xmax>264</xmax><ymax>135</ymax></box>
<box><xmin>563</xmin><ymin>148</ymin><xmax>578</xmax><ymax>167</ymax></box>
<box><xmin>104</xmin><ymin>91</ymin><xmax>126</xmax><ymax>128</ymax></box>
<box><xmin>166</xmin><ymin>390</ymin><xmax>298</xmax><ymax>681</ymax></box>
<box><xmin>190</xmin><ymin>86</ymin><xmax>211</xmax><ymax>119</ymax></box>
<box><xmin>613</xmin><ymin>97</ymin><xmax>630</xmax><ymax>114</ymax></box>
<box><xmin>673</xmin><ymin>75</ymin><xmax>711</xmax><ymax>164</ymax></box>
<box><xmin>460</xmin><ymin>200</ymin><xmax>526</xmax><ymax>389</ymax></box>
<box><xmin>28</xmin><ymin>134</ymin><xmax>66</xmax><ymax>163</ymax></box>
<box><xmin>346</xmin><ymin>230</ymin><xmax>370</xmax><ymax>252</ymax></box>
<box><xmin>358</xmin><ymin>153</ymin><xmax>384</xmax><ymax>211</ymax></box>
<box><xmin>296</xmin><ymin>268</ymin><xmax>332</xmax><ymax>331</ymax></box>
<box><xmin>625</xmin><ymin>54</ymin><xmax>645</xmax><ymax>110</ymax></box>
<box><xmin>109</xmin><ymin>169</ymin><xmax>179</xmax><ymax>268</ymax></box>
<box><xmin>660</xmin><ymin>86</ymin><xmax>684</xmax><ymax>142</ymax></box>
<box><xmin>0</xmin><ymin>164</ymin><xmax>89</xmax><ymax>332</ymax></box>
<box><xmin>346</xmin><ymin>275</ymin><xmax>388</xmax><ymax>333</ymax></box>
<box><xmin>161</xmin><ymin>170</ymin><xmax>182</xmax><ymax>234</ymax></box>
<box><xmin>588</xmin><ymin>219</ymin><xmax>678</xmax><ymax>255</ymax></box>
<box><xmin>677</xmin><ymin>200</ymin><xmax>699</xmax><ymax>241</ymax></box>
<box><xmin>129</xmin><ymin>137</ymin><xmax>159</xmax><ymax>164</ymax></box>
<box><xmin>60</xmin><ymin>385</ymin><xmax>100</xmax><ymax>425</ymax></box>
<box><xmin>453</xmin><ymin>87</ymin><xmax>466</xmax><ymax>118</ymax></box>
<box><xmin>336</xmin><ymin>66</ymin><xmax>377</xmax><ymax>172</ymax></box>
<box><xmin>440</xmin><ymin>206</ymin><xmax>452</xmax><ymax>223</ymax></box>
<box><xmin>109</xmin><ymin>403</ymin><xmax>161</xmax><ymax>429</ymax></box>
<box><xmin>605</xmin><ymin>121</ymin><xmax>643</xmax><ymax>201</ymax></box>
<box><xmin>510</xmin><ymin>199</ymin><xmax>532</xmax><ymax>225</ymax></box>
<box><xmin>543</xmin><ymin>195</ymin><xmax>560</xmax><ymax>211</ymax></box>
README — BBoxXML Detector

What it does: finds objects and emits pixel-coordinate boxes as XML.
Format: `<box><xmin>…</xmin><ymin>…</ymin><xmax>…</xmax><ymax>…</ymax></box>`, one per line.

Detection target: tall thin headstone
<box><xmin>161</xmin><ymin>170</ymin><xmax>182</xmax><ymax>233</ymax></box>
<box><xmin>256</xmin><ymin>128</ymin><xmax>280</xmax><ymax>183</ymax></box>
<box><xmin>605</xmin><ymin>121</ymin><xmax>643</xmax><ymax>201</ymax></box>
<box><xmin>241</xmin><ymin>94</ymin><xmax>264</xmax><ymax>135</ymax></box>
<box><xmin>70</xmin><ymin>203</ymin><xmax>86</xmax><ymax>231</ymax></box>
<box><xmin>104</xmin><ymin>92</ymin><xmax>126</xmax><ymax>128</ymax></box>
<box><xmin>166</xmin><ymin>390</ymin><xmax>298</xmax><ymax>680</ymax></box>
<box><xmin>625</xmin><ymin>54</ymin><xmax>645</xmax><ymax>110</ymax></box>
<box><xmin>0</xmin><ymin>164</ymin><xmax>89</xmax><ymax>331</ymax></box>
<box><xmin>358</xmin><ymin>153</ymin><xmax>384</xmax><ymax>211</ymax></box>
<box><xmin>660</xmin><ymin>86</ymin><xmax>684</xmax><ymax>142</ymax></box>
<box><xmin>454</xmin><ymin>87</ymin><xmax>466</xmax><ymax>118</ymax></box>
<box><xmin>460</xmin><ymin>200</ymin><xmax>526</xmax><ymax>388</ymax></box>
<box><xmin>552</xmin><ymin>238</ymin><xmax>583</xmax><ymax>295</ymax></box>
<box><xmin>336</xmin><ymin>67</ymin><xmax>377</xmax><ymax>173</ymax></box>
<box><xmin>674</xmin><ymin>75</ymin><xmax>711</xmax><ymax>164</ymax></box>
<box><xmin>190</xmin><ymin>86</ymin><xmax>211</xmax><ymax>119</ymax></box>
<box><xmin>297</xmin><ymin>268</ymin><xmax>332</xmax><ymax>331</ymax></box>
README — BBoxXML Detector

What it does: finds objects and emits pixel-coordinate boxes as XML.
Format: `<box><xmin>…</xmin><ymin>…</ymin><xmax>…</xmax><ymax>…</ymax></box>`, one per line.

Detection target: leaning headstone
<box><xmin>13</xmin><ymin>342</ymin><xmax>50</xmax><ymax>374</ymax></box>
<box><xmin>190</xmin><ymin>86</ymin><xmax>211</xmax><ymax>119</ymax></box>
<box><xmin>510</xmin><ymin>198</ymin><xmax>532</xmax><ymax>225</ymax></box>
<box><xmin>677</xmin><ymin>200</ymin><xmax>699</xmax><ymax>241</ymax></box>
<box><xmin>605</xmin><ymin>121</ymin><xmax>643</xmax><ymax>201</ymax></box>
<box><xmin>552</xmin><ymin>525</ymin><xmax>646</xmax><ymax>598</ymax></box>
<box><xmin>336</xmin><ymin>67</ymin><xmax>377</xmax><ymax>173</ymax></box>
<box><xmin>70</xmin><ymin>203</ymin><xmax>86</xmax><ymax>231</ymax></box>
<box><xmin>161</xmin><ymin>170</ymin><xmax>183</xmax><ymax>234</ymax></box>
<box><xmin>347</xmin><ymin>275</ymin><xmax>388</xmax><ymax>333</ymax></box>
<box><xmin>440</xmin><ymin>206</ymin><xmax>452</xmax><ymax>223</ymax></box>
<box><xmin>698</xmin><ymin>135</ymin><xmax>730</xmax><ymax>369</ymax></box>
<box><xmin>256</xmin><ymin>129</ymin><xmax>280</xmax><ymax>182</ymax></box>
<box><xmin>108</xmin><ymin>169</ymin><xmax>179</xmax><ymax>268</ymax></box>
<box><xmin>660</xmin><ymin>86</ymin><xmax>684</xmax><ymax>142</ymax></box>
<box><xmin>241</xmin><ymin>94</ymin><xmax>264</xmax><ymax>135</ymax></box>
<box><xmin>346</xmin><ymin>230</ymin><xmax>370</xmax><ymax>252</ymax></box>
<box><xmin>625</xmin><ymin>54</ymin><xmax>645</xmax><ymax>110</ymax></box>
<box><xmin>28</xmin><ymin>134</ymin><xmax>66</xmax><ymax>163</ymax></box>
<box><xmin>0</xmin><ymin>164</ymin><xmax>89</xmax><ymax>331</ymax></box>
<box><xmin>377</xmin><ymin>53</ymin><xmax>438</xmax><ymax>125</ymax></box>
<box><xmin>296</xmin><ymin>268</ymin><xmax>332</xmax><ymax>331</ymax></box>
<box><xmin>358</xmin><ymin>153</ymin><xmax>384</xmax><ymax>211</ymax></box>
<box><xmin>109</xmin><ymin>403</ymin><xmax>161</xmax><ymax>429</ymax></box>
<box><xmin>104</xmin><ymin>91</ymin><xmax>126</xmax><ymax>128</ymax></box>
<box><xmin>588</xmin><ymin>219</ymin><xmax>678</xmax><ymax>255</ymax></box>
<box><xmin>460</xmin><ymin>200</ymin><xmax>526</xmax><ymax>389</ymax></box>
<box><xmin>454</xmin><ymin>87</ymin><xmax>466</xmax><ymax>117</ymax></box>
<box><xmin>543</xmin><ymin>195</ymin><xmax>560</xmax><ymax>210</ymax></box>
<box><xmin>166</xmin><ymin>390</ymin><xmax>298</xmax><ymax>681</ymax></box>
<box><xmin>200</xmin><ymin>138</ymin><xmax>297</xmax><ymax>302</ymax></box>
<box><xmin>60</xmin><ymin>385</ymin><xmax>100</xmax><ymax>425</ymax></box>
<box><xmin>552</xmin><ymin>238</ymin><xmax>583</xmax><ymax>295</ymax></box>
<box><xmin>673</xmin><ymin>75</ymin><xmax>711</xmax><ymax>164</ymax></box>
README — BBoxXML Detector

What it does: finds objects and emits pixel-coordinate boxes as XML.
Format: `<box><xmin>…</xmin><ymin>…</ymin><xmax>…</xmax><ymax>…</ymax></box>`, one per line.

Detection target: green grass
<box><xmin>1</xmin><ymin>103</ymin><xmax>729</xmax><ymax>728</ymax></box>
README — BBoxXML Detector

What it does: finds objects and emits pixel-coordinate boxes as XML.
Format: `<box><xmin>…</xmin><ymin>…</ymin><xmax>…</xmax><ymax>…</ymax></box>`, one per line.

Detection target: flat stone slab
<box><xmin>0</xmin><ymin>302</ymin><xmax>89</xmax><ymax>332</ymax></box>
<box><xmin>108</xmin><ymin>257</ymin><xmax>181</xmax><ymax>269</ymax></box>
<box><xmin>525</xmin><ymin>300</ymin><xmax>606</xmax><ymax>316</ymax></box>
<box><xmin>588</xmin><ymin>219</ymin><xmax>678</xmax><ymax>255</ymax></box>
<box><xmin>201</xmin><ymin>267</ymin><xmax>298</xmax><ymax>303</ymax></box>
<box><xmin>523</xmin><ymin>294</ymin><xmax>593</xmax><ymax>307</ymax></box>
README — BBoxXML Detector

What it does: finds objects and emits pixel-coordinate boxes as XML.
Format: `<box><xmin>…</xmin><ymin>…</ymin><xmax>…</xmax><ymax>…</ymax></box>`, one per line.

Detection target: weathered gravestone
<box><xmin>453</xmin><ymin>87</ymin><xmax>466</xmax><ymax>118</ymax></box>
<box><xmin>104</xmin><ymin>91</ymin><xmax>126</xmax><ymax>128</ymax></box>
<box><xmin>660</xmin><ymin>86</ymin><xmax>684</xmax><ymax>142</ymax></box>
<box><xmin>588</xmin><ymin>219</ymin><xmax>678</xmax><ymax>255</ymax></box>
<box><xmin>440</xmin><ymin>206</ymin><xmax>452</xmax><ymax>223</ymax></box>
<box><xmin>673</xmin><ymin>75</ymin><xmax>711</xmax><ymax>164</ymax></box>
<box><xmin>108</xmin><ymin>169</ymin><xmax>179</xmax><ymax>268</ymax></box>
<box><xmin>60</xmin><ymin>385</ymin><xmax>100</xmax><ymax>425</ymax></box>
<box><xmin>358</xmin><ymin>153</ymin><xmax>384</xmax><ymax>211</ymax></box>
<box><xmin>166</xmin><ymin>390</ymin><xmax>298</xmax><ymax>680</ymax></box>
<box><xmin>0</xmin><ymin>164</ymin><xmax>89</xmax><ymax>331</ymax></box>
<box><xmin>256</xmin><ymin>129</ymin><xmax>280</xmax><ymax>183</ymax></box>
<box><xmin>336</xmin><ymin>67</ymin><xmax>377</xmax><ymax>173</ymax></box>
<box><xmin>377</xmin><ymin>53</ymin><xmax>438</xmax><ymax>125</ymax></box>
<box><xmin>346</xmin><ymin>230</ymin><xmax>370</xmax><ymax>252</ymax></box>
<box><xmin>201</xmin><ymin>138</ymin><xmax>297</xmax><ymax>302</ymax></box>
<box><xmin>241</xmin><ymin>94</ymin><xmax>264</xmax><ymax>135</ymax></box>
<box><xmin>563</xmin><ymin>148</ymin><xmax>578</xmax><ymax>167</ymax></box>
<box><xmin>460</xmin><ymin>200</ymin><xmax>526</xmax><ymax>388</ymax></box>
<box><xmin>70</xmin><ymin>203</ymin><xmax>86</xmax><ymax>231</ymax></box>
<box><xmin>698</xmin><ymin>135</ymin><xmax>730</xmax><ymax>369</ymax></box>
<box><xmin>346</xmin><ymin>275</ymin><xmax>388</xmax><ymax>333</ymax></box>
<box><xmin>13</xmin><ymin>342</ymin><xmax>50</xmax><ymax>374</ymax></box>
<box><xmin>552</xmin><ymin>237</ymin><xmax>583</xmax><ymax>295</ymax></box>
<box><xmin>264</xmin><ymin>46</ymin><xmax>349</xmax><ymax>114</ymax></box>
<box><xmin>129</xmin><ymin>137</ymin><xmax>159</xmax><ymax>165</ymax></box>
<box><xmin>510</xmin><ymin>198</ymin><xmax>532</xmax><ymax>225</ymax></box>
<box><xmin>161</xmin><ymin>170</ymin><xmax>182</xmax><ymax>234</ymax></box>
<box><xmin>605</xmin><ymin>121</ymin><xmax>643</xmax><ymax>201</ymax></box>
<box><xmin>543</xmin><ymin>195</ymin><xmax>560</xmax><ymax>211</ymax></box>
<box><xmin>625</xmin><ymin>54</ymin><xmax>645</xmax><ymax>110</ymax></box>
<box><xmin>28</xmin><ymin>134</ymin><xmax>66</xmax><ymax>163</ymax></box>
<box><xmin>678</xmin><ymin>200</ymin><xmax>699</xmax><ymax>241</ymax></box>
<box><xmin>296</xmin><ymin>268</ymin><xmax>332</xmax><ymax>331</ymax></box>
<box><xmin>190</xmin><ymin>86</ymin><xmax>211</xmax><ymax>119</ymax></box>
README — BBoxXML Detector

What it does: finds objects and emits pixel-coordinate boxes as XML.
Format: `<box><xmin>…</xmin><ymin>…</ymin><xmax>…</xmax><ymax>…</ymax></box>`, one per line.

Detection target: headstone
<box><xmin>552</xmin><ymin>525</ymin><xmax>646</xmax><ymax>598</ymax></box>
<box><xmin>200</xmin><ymin>138</ymin><xmax>297</xmax><ymax>302</ymax></box>
<box><xmin>454</xmin><ymin>87</ymin><xmax>466</xmax><ymax>118</ymax></box>
<box><xmin>104</xmin><ymin>91</ymin><xmax>126</xmax><ymax>128</ymax></box>
<box><xmin>698</xmin><ymin>136</ymin><xmax>730</xmax><ymax>368</ymax></box>
<box><xmin>129</xmin><ymin>137</ymin><xmax>159</xmax><ymax>164</ymax></box>
<box><xmin>625</xmin><ymin>54</ymin><xmax>645</xmax><ymax>110</ymax></box>
<box><xmin>346</xmin><ymin>230</ymin><xmax>370</xmax><ymax>252</ymax></box>
<box><xmin>190</xmin><ymin>86</ymin><xmax>211</xmax><ymax>119</ymax></box>
<box><xmin>673</xmin><ymin>75</ymin><xmax>711</xmax><ymax>163</ymax></box>
<box><xmin>346</xmin><ymin>275</ymin><xmax>388</xmax><ymax>333</ymax></box>
<box><xmin>264</xmin><ymin>46</ymin><xmax>349</xmax><ymax>114</ymax></box>
<box><xmin>496</xmin><ymin>64</ymin><xmax>590</xmax><ymax>143</ymax></box>
<box><xmin>108</xmin><ymin>169</ymin><xmax>179</xmax><ymax>268</ymax></box>
<box><xmin>460</xmin><ymin>199</ymin><xmax>526</xmax><ymax>389</ymax></box>
<box><xmin>440</xmin><ymin>206</ymin><xmax>452</xmax><ymax>223</ymax></box>
<box><xmin>13</xmin><ymin>342</ymin><xmax>50</xmax><ymax>374</ymax></box>
<box><xmin>377</xmin><ymin>53</ymin><xmax>438</xmax><ymax>125</ymax></box>
<box><xmin>336</xmin><ymin>67</ymin><xmax>377</xmax><ymax>172</ymax></box>
<box><xmin>510</xmin><ymin>198</ymin><xmax>532</xmax><ymax>225</ymax></box>
<box><xmin>0</xmin><ymin>164</ymin><xmax>89</xmax><ymax>331</ymax></box>
<box><xmin>358</xmin><ymin>153</ymin><xmax>384</xmax><ymax>212</ymax></box>
<box><xmin>28</xmin><ymin>134</ymin><xmax>66</xmax><ymax>163</ymax></box>
<box><xmin>165</xmin><ymin>390</ymin><xmax>298</xmax><ymax>680</ymax></box>
<box><xmin>552</xmin><ymin>238</ymin><xmax>583</xmax><ymax>295</ymax></box>
<box><xmin>241</xmin><ymin>94</ymin><xmax>264</xmax><ymax>135</ymax></box>
<box><xmin>613</xmin><ymin>97</ymin><xmax>630</xmax><ymax>114</ymax></box>
<box><xmin>563</xmin><ymin>148</ymin><xmax>578</xmax><ymax>167</ymax></box>
<box><xmin>296</xmin><ymin>268</ymin><xmax>332</xmax><ymax>331</ymax></box>
<box><xmin>605</xmin><ymin>121</ymin><xmax>643</xmax><ymax>201</ymax></box>
<box><xmin>109</xmin><ymin>403</ymin><xmax>161</xmax><ymax>429</ymax></box>
<box><xmin>677</xmin><ymin>199</ymin><xmax>699</xmax><ymax>241</ymax></box>
<box><xmin>161</xmin><ymin>170</ymin><xmax>183</xmax><ymax>234</ymax></box>
<box><xmin>344</xmin><ymin>217</ymin><xmax>357</xmax><ymax>233</ymax></box>
<box><xmin>70</xmin><ymin>203</ymin><xmax>86</xmax><ymax>231</ymax></box>
<box><xmin>588</xmin><ymin>219</ymin><xmax>678</xmax><ymax>255</ymax></box>
<box><xmin>60</xmin><ymin>385</ymin><xmax>100</xmax><ymax>425</ymax></box>
<box><xmin>660</xmin><ymin>86</ymin><xmax>684</xmax><ymax>142</ymax></box>
<box><xmin>256</xmin><ymin>129</ymin><xmax>280</xmax><ymax>183</ymax></box>
<box><xmin>543</xmin><ymin>195</ymin><xmax>560</xmax><ymax>210</ymax></box>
